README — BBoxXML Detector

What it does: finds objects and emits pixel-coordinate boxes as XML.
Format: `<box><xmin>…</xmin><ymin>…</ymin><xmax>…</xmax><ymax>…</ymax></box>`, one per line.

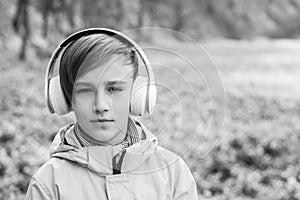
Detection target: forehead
<box><xmin>75</xmin><ymin>55</ymin><xmax>134</xmax><ymax>84</ymax></box>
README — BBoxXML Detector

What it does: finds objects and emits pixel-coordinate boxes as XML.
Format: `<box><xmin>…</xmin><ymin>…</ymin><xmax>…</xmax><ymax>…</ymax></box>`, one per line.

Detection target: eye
<box><xmin>106</xmin><ymin>86</ymin><xmax>123</xmax><ymax>93</ymax></box>
<box><xmin>76</xmin><ymin>88</ymin><xmax>94</xmax><ymax>93</ymax></box>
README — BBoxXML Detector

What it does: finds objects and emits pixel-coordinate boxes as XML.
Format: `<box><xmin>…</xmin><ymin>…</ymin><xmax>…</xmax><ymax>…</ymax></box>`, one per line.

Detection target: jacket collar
<box><xmin>49</xmin><ymin>119</ymin><xmax>158</xmax><ymax>175</ymax></box>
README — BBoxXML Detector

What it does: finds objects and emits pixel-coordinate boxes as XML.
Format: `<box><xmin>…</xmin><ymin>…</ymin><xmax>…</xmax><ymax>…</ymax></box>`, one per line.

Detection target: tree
<box><xmin>12</xmin><ymin>0</ymin><xmax>30</xmax><ymax>60</ymax></box>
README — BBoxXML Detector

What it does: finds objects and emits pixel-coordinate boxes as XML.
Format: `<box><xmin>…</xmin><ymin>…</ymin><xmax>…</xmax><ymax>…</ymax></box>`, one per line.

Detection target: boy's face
<box><xmin>72</xmin><ymin>55</ymin><xmax>134</xmax><ymax>145</ymax></box>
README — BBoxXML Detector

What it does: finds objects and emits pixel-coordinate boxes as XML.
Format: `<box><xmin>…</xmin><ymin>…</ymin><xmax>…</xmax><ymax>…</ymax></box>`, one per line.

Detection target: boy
<box><xmin>26</xmin><ymin>28</ymin><xmax>198</xmax><ymax>200</ymax></box>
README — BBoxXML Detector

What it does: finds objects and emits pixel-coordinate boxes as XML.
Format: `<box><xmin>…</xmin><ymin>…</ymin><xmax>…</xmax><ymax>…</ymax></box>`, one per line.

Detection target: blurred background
<box><xmin>1</xmin><ymin>0</ymin><xmax>300</xmax><ymax>199</ymax></box>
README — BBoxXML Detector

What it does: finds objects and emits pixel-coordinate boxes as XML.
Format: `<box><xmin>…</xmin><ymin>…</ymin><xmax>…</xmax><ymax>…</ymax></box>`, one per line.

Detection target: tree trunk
<box><xmin>173</xmin><ymin>1</ymin><xmax>184</xmax><ymax>32</ymax></box>
<box><xmin>12</xmin><ymin>0</ymin><xmax>30</xmax><ymax>60</ymax></box>
<box><xmin>19</xmin><ymin>0</ymin><xmax>30</xmax><ymax>60</ymax></box>
<box><xmin>41</xmin><ymin>0</ymin><xmax>53</xmax><ymax>38</ymax></box>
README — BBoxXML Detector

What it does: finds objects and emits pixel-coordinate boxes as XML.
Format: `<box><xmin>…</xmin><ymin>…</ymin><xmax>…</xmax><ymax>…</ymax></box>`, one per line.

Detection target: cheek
<box><xmin>72</xmin><ymin>96</ymin><xmax>94</xmax><ymax>113</ymax></box>
<box><xmin>112</xmin><ymin>92</ymin><xmax>131</xmax><ymax>115</ymax></box>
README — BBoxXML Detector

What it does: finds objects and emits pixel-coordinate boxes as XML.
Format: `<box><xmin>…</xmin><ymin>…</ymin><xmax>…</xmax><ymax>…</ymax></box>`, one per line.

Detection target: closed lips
<box><xmin>91</xmin><ymin>119</ymin><xmax>114</xmax><ymax>122</ymax></box>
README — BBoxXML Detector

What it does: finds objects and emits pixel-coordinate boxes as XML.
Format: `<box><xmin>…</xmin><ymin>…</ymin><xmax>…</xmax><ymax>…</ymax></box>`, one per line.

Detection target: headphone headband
<box><xmin>45</xmin><ymin>28</ymin><xmax>155</xmax><ymax>114</ymax></box>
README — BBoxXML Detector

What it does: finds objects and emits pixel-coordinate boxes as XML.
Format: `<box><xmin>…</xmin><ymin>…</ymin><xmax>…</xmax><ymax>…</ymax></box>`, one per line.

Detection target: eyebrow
<box><xmin>105</xmin><ymin>80</ymin><xmax>128</xmax><ymax>85</ymax></box>
<box><xmin>75</xmin><ymin>80</ymin><xmax>128</xmax><ymax>87</ymax></box>
<box><xmin>74</xmin><ymin>82</ymin><xmax>94</xmax><ymax>87</ymax></box>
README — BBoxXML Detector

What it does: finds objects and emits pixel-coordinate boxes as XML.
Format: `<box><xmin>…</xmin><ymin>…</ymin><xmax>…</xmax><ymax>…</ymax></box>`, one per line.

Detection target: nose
<box><xmin>94</xmin><ymin>90</ymin><xmax>110</xmax><ymax>114</ymax></box>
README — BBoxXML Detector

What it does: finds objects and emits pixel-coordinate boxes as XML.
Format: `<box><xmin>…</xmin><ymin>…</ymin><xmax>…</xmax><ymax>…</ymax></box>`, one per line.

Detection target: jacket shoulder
<box><xmin>156</xmin><ymin>145</ymin><xmax>184</xmax><ymax>163</ymax></box>
<box><xmin>32</xmin><ymin>156</ymin><xmax>78</xmax><ymax>188</ymax></box>
<box><xmin>26</xmin><ymin>158</ymin><xmax>67</xmax><ymax>200</ymax></box>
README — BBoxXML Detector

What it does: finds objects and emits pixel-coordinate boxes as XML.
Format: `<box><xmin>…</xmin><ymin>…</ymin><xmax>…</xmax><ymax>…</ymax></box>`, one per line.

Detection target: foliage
<box><xmin>1</xmin><ymin>37</ymin><xmax>300</xmax><ymax>199</ymax></box>
<box><xmin>1</xmin><ymin>0</ymin><xmax>300</xmax><ymax>60</ymax></box>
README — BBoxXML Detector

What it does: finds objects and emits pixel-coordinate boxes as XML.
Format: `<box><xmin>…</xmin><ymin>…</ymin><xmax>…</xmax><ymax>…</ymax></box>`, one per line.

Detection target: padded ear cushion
<box><xmin>130</xmin><ymin>76</ymin><xmax>148</xmax><ymax>116</ymax></box>
<box><xmin>49</xmin><ymin>76</ymin><xmax>70</xmax><ymax>115</ymax></box>
<box><xmin>147</xmin><ymin>81</ymin><xmax>157</xmax><ymax>114</ymax></box>
<box><xmin>130</xmin><ymin>76</ymin><xmax>157</xmax><ymax>116</ymax></box>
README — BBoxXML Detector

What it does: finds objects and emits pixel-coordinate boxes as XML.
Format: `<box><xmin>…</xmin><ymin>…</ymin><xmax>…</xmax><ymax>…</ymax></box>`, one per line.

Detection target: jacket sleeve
<box><xmin>173</xmin><ymin>158</ymin><xmax>198</xmax><ymax>200</ymax></box>
<box><xmin>25</xmin><ymin>177</ymin><xmax>52</xmax><ymax>200</ymax></box>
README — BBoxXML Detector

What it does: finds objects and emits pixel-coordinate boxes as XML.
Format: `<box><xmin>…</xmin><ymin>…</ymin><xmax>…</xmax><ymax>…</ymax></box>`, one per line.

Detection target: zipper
<box><xmin>112</xmin><ymin>149</ymin><xmax>126</xmax><ymax>174</ymax></box>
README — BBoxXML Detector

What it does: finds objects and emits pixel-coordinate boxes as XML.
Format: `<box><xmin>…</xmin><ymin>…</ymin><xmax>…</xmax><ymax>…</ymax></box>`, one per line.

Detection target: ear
<box><xmin>130</xmin><ymin>76</ymin><xmax>148</xmax><ymax>116</ymax></box>
<box><xmin>49</xmin><ymin>76</ymin><xmax>70</xmax><ymax>115</ymax></box>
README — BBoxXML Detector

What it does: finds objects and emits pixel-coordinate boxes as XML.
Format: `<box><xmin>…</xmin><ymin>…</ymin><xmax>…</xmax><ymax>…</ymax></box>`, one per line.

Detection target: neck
<box><xmin>76</xmin><ymin>124</ymin><xmax>111</xmax><ymax>146</ymax></box>
<box><xmin>74</xmin><ymin>117</ymin><xmax>141</xmax><ymax>147</ymax></box>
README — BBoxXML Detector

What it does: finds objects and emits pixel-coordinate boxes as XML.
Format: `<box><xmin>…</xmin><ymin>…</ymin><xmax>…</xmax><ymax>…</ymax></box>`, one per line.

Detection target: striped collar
<box><xmin>74</xmin><ymin>117</ymin><xmax>141</xmax><ymax>148</ymax></box>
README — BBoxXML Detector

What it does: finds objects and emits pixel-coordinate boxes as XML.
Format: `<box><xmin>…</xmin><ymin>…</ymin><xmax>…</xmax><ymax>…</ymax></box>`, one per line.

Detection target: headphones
<box><xmin>45</xmin><ymin>28</ymin><xmax>157</xmax><ymax>116</ymax></box>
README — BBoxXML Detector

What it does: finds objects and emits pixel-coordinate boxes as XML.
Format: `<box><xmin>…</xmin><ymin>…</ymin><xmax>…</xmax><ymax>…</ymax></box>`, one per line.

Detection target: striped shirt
<box><xmin>74</xmin><ymin>117</ymin><xmax>141</xmax><ymax>148</ymax></box>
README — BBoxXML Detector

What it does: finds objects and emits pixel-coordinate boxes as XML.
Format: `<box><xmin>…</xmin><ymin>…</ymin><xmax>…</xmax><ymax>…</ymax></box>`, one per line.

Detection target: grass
<box><xmin>0</xmin><ymin>38</ymin><xmax>300</xmax><ymax>199</ymax></box>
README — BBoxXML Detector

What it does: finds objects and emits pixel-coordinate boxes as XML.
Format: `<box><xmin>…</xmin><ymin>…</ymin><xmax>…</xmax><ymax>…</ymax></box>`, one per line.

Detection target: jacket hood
<box><xmin>49</xmin><ymin>120</ymin><xmax>159</xmax><ymax>175</ymax></box>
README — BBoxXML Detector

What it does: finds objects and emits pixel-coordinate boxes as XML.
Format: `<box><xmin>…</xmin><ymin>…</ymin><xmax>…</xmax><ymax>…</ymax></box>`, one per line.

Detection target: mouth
<box><xmin>90</xmin><ymin>119</ymin><xmax>114</xmax><ymax>123</ymax></box>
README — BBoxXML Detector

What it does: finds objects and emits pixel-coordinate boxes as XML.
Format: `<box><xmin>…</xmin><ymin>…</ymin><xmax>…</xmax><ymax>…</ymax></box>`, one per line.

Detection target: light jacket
<box><xmin>25</xmin><ymin>122</ymin><xmax>198</xmax><ymax>200</ymax></box>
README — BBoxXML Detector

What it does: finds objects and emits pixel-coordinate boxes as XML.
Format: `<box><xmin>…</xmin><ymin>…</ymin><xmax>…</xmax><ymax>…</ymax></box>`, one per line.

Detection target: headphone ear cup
<box><xmin>49</xmin><ymin>76</ymin><xmax>70</xmax><ymax>115</ymax></box>
<box><xmin>147</xmin><ymin>82</ymin><xmax>157</xmax><ymax>114</ymax></box>
<box><xmin>130</xmin><ymin>76</ymin><xmax>148</xmax><ymax>116</ymax></box>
